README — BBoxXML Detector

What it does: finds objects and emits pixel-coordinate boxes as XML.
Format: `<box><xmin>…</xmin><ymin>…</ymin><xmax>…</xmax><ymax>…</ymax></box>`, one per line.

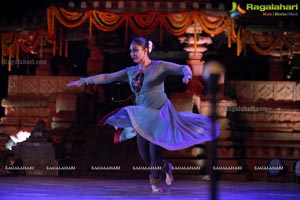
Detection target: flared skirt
<box><xmin>101</xmin><ymin>100</ymin><xmax>220</xmax><ymax>151</ymax></box>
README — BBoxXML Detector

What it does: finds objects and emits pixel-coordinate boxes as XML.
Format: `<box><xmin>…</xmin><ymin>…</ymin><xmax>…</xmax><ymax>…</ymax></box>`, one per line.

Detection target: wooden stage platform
<box><xmin>0</xmin><ymin>175</ymin><xmax>299</xmax><ymax>200</ymax></box>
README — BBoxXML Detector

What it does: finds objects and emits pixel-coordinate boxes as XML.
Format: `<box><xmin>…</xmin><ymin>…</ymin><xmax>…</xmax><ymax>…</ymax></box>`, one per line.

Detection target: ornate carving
<box><xmin>295</xmin><ymin>82</ymin><xmax>300</xmax><ymax>101</ymax></box>
<box><xmin>5</xmin><ymin>107</ymin><xmax>50</xmax><ymax>117</ymax></box>
<box><xmin>7</xmin><ymin>76</ymin><xmax>19</xmax><ymax>96</ymax></box>
<box><xmin>234</xmin><ymin>81</ymin><xmax>255</xmax><ymax>101</ymax></box>
<box><xmin>239</xmin><ymin>111</ymin><xmax>300</xmax><ymax>123</ymax></box>
<box><xmin>231</xmin><ymin>81</ymin><xmax>300</xmax><ymax>103</ymax></box>
<box><xmin>40</xmin><ymin>79</ymin><xmax>58</xmax><ymax>96</ymax></box>
<box><xmin>1</xmin><ymin>75</ymin><xmax>86</xmax><ymax>138</ymax></box>
<box><xmin>19</xmin><ymin>76</ymin><xmax>40</xmax><ymax>96</ymax></box>
<box><xmin>275</xmin><ymin>83</ymin><xmax>294</xmax><ymax>101</ymax></box>
<box><xmin>255</xmin><ymin>82</ymin><xmax>274</xmax><ymax>101</ymax></box>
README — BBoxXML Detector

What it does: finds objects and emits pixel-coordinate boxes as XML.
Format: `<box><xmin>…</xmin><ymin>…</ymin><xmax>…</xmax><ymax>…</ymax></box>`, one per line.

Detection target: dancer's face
<box><xmin>129</xmin><ymin>43</ymin><xmax>147</xmax><ymax>63</ymax></box>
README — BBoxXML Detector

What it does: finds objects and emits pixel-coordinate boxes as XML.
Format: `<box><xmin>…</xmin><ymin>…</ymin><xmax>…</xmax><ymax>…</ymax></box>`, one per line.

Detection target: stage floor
<box><xmin>0</xmin><ymin>175</ymin><xmax>299</xmax><ymax>200</ymax></box>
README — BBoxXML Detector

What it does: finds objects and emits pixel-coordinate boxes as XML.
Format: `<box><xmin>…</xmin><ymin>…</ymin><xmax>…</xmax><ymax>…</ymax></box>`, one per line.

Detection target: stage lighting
<box><xmin>1</xmin><ymin>151</ymin><xmax>23</xmax><ymax>176</ymax></box>
<box><xmin>293</xmin><ymin>160</ymin><xmax>300</xmax><ymax>176</ymax></box>
<box><xmin>266</xmin><ymin>158</ymin><xmax>289</xmax><ymax>182</ymax></box>
<box><xmin>267</xmin><ymin>158</ymin><xmax>284</xmax><ymax>176</ymax></box>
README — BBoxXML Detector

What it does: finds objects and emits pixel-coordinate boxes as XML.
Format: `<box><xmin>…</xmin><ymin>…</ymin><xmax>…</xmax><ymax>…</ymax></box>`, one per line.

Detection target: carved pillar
<box><xmin>179</xmin><ymin>23</ymin><xmax>212</xmax><ymax>76</ymax></box>
<box><xmin>179</xmin><ymin>23</ymin><xmax>212</xmax><ymax>112</ymax></box>
<box><xmin>35</xmin><ymin>45</ymin><xmax>53</xmax><ymax>76</ymax></box>
<box><xmin>87</xmin><ymin>35</ymin><xmax>104</xmax><ymax>76</ymax></box>
<box><xmin>86</xmin><ymin>34</ymin><xmax>106</xmax><ymax>103</ymax></box>
<box><xmin>268</xmin><ymin>57</ymin><xmax>285</xmax><ymax>81</ymax></box>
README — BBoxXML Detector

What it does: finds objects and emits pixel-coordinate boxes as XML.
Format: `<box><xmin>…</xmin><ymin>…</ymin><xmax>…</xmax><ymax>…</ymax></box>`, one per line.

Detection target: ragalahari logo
<box><xmin>230</xmin><ymin>2</ymin><xmax>246</xmax><ymax>18</ymax></box>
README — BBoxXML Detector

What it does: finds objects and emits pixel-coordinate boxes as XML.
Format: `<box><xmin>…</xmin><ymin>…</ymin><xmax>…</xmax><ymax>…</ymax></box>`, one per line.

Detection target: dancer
<box><xmin>67</xmin><ymin>36</ymin><xmax>220</xmax><ymax>192</ymax></box>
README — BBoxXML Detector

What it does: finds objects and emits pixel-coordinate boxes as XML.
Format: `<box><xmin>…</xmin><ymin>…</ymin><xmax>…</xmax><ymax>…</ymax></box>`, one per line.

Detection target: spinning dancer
<box><xmin>67</xmin><ymin>36</ymin><xmax>220</xmax><ymax>192</ymax></box>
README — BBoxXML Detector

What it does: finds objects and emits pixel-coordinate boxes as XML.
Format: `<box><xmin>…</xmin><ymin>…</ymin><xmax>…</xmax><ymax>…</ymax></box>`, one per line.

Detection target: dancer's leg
<box><xmin>137</xmin><ymin>135</ymin><xmax>162</xmax><ymax>192</ymax></box>
<box><xmin>137</xmin><ymin>135</ymin><xmax>173</xmax><ymax>192</ymax></box>
<box><xmin>149</xmin><ymin>142</ymin><xmax>173</xmax><ymax>191</ymax></box>
<box><xmin>149</xmin><ymin>142</ymin><xmax>164</xmax><ymax>178</ymax></box>
<box><xmin>136</xmin><ymin>134</ymin><xmax>150</xmax><ymax>164</ymax></box>
<box><xmin>161</xmin><ymin>160</ymin><xmax>173</xmax><ymax>185</ymax></box>
<box><xmin>148</xmin><ymin>142</ymin><xmax>164</xmax><ymax>192</ymax></box>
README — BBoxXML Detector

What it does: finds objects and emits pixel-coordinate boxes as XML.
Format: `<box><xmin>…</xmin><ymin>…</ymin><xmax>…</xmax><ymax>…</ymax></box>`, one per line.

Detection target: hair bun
<box><xmin>148</xmin><ymin>40</ymin><xmax>154</xmax><ymax>53</ymax></box>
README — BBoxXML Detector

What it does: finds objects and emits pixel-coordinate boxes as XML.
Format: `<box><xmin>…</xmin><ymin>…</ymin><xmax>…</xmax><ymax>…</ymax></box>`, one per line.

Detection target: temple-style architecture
<box><xmin>0</xmin><ymin>0</ymin><xmax>300</xmax><ymax>184</ymax></box>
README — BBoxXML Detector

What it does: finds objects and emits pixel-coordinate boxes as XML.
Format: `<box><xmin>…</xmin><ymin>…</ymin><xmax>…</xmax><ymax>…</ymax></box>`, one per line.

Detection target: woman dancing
<box><xmin>67</xmin><ymin>36</ymin><xmax>220</xmax><ymax>192</ymax></box>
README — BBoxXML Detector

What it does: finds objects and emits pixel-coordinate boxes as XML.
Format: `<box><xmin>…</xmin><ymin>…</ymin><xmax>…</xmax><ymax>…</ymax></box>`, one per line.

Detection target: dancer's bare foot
<box><xmin>165</xmin><ymin>162</ymin><xmax>173</xmax><ymax>185</ymax></box>
<box><xmin>151</xmin><ymin>185</ymin><xmax>165</xmax><ymax>192</ymax></box>
<box><xmin>149</xmin><ymin>175</ymin><xmax>164</xmax><ymax>192</ymax></box>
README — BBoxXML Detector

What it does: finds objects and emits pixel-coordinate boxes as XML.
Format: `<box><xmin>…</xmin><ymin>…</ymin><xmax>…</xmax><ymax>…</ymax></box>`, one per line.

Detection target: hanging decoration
<box><xmin>18</xmin><ymin>30</ymin><xmax>45</xmax><ymax>55</ymax></box>
<box><xmin>1</xmin><ymin>29</ymin><xmax>67</xmax><ymax>71</ymax></box>
<box><xmin>90</xmin><ymin>11</ymin><xmax>125</xmax><ymax>32</ymax></box>
<box><xmin>161</xmin><ymin>12</ymin><xmax>193</xmax><ymax>36</ymax></box>
<box><xmin>2</xmin><ymin>4</ymin><xmax>300</xmax><ymax>73</ymax></box>
<box><xmin>194</xmin><ymin>12</ymin><xmax>230</xmax><ymax>36</ymax></box>
<box><xmin>46</xmin><ymin>5</ymin><xmax>229</xmax><ymax>47</ymax></box>
<box><xmin>282</xmin><ymin>34</ymin><xmax>300</xmax><ymax>52</ymax></box>
<box><xmin>128</xmin><ymin>12</ymin><xmax>160</xmax><ymax>36</ymax></box>
<box><xmin>1</xmin><ymin>33</ymin><xmax>18</xmax><ymax>71</ymax></box>
<box><xmin>248</xmin><ymin>34</ymin><xmax>281</xmax><ymax>55</ymax></box>
<box><xmin>1</xmin><ymin>29</ymin><xmax>48</xmax><ymax>71</ymax></box>
<box><xmin>229</xmin><ymin>23</ymin><xmax>300</xmax><ymax>56</ymax></box>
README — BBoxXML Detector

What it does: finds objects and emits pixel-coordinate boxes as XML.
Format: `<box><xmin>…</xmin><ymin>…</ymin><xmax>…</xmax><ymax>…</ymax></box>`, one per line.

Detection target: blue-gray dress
<box><xmin>82</xmin><ymin>60</ymin><xmax>219</xmax><ymax>150</ymax></box>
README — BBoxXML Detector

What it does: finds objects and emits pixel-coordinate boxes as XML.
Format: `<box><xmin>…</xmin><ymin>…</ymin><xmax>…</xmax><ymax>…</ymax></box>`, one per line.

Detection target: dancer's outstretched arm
<box><xmin>67</xmin><ymin>69</ymin><xmax>128</xmax><ymax>87</ymax></box>
<box><xmin>162</xmin><ymin>61</ymin><xmax>192</xmax><ymax>84</ymax></box>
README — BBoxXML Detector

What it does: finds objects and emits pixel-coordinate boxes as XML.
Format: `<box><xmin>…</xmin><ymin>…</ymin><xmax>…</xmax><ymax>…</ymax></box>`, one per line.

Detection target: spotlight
<box><xmin>293</xmin><ymin>160</ymin><xmax>300</xmax><ymax>176</ymax></box>
<box><xmin>292</xmin><ymin>160</ymin><xmax>300</xmax><ymax>183</ymax></box>
<box><xmin>266</xmin><ymin>158</ymin><xmax>288</xmax><ymax>182</ymax></box>
<box><xmin>1</xmin><ymin>151</ymin><xmax>23</xmax><ymax>176</ymax></box>
<box><xmin>267</xmin><ymin>158</ymin><xmax>284</xmax><ymax>176</ymax></box>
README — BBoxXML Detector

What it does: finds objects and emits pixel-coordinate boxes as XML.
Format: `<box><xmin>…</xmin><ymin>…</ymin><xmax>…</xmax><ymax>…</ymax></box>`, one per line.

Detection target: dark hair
<box><xmin>131</xmin><ymin>37</ymin><xmax>155</xmax><ymax>53</ymax></box>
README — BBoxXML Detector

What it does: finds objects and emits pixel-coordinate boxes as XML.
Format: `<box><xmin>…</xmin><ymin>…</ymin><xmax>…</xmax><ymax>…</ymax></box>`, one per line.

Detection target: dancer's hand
<box><xmin>67</xmin><ymin>79</ymin><xmax>84</xmax><ymax>87</ymax></box>
<box><xmin>182</xmin><ymin>76</ymin><xmax>191</xmax><ymax>84</ymax></box>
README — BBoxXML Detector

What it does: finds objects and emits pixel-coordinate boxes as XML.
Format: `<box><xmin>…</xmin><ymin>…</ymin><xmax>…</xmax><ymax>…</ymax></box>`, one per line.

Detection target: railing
<box><xmin>229</xmin><ymin>81</ymin><xmax>300</xmax><ymax>103</ymax></box>
<box><xmin>6</xmin><ymin>75</ymin><xmax>84</xmax><ymax>97</ymax></box>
